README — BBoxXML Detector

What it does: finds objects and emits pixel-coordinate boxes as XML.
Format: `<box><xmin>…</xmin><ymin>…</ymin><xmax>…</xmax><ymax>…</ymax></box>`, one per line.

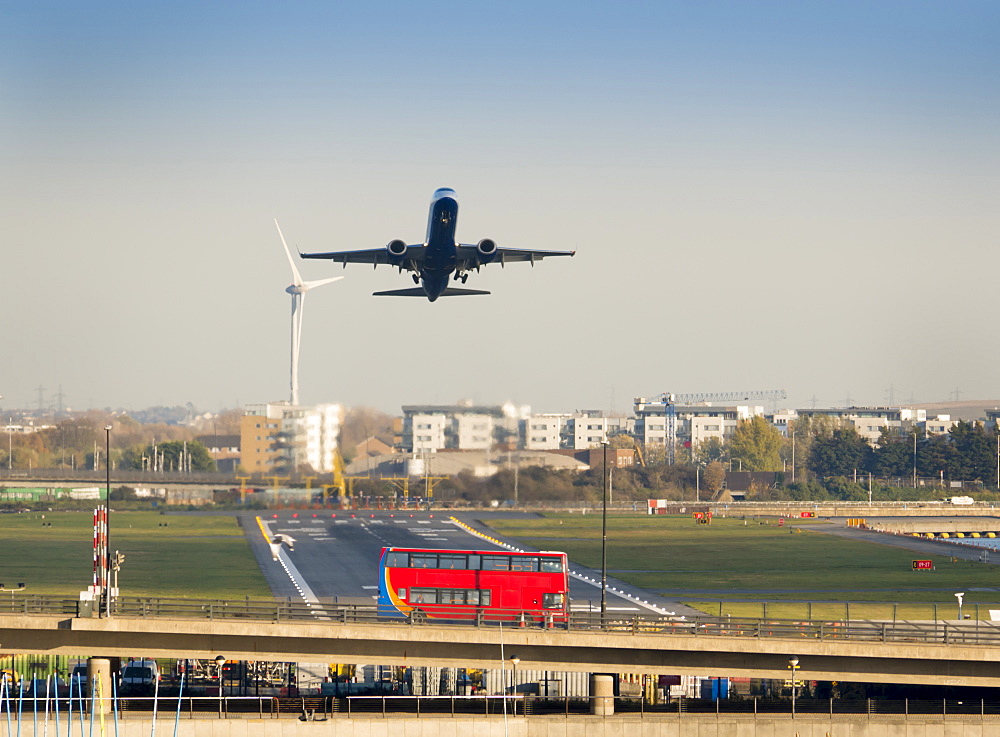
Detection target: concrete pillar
<box><xmin>590</xmin><ymin>673</ymin><xmax>614</xmax><ymax>716</ymax></box>
<box><xmin>87</xmin><ymin>658</ymin><xmax>113</xmax><ymax>715</ymax></box>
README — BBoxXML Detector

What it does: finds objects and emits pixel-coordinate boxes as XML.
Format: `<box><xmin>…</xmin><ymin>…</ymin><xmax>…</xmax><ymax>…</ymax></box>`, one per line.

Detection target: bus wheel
<box><xmin>410</xmin><ymin>609</ymin><xmax>426</xmax><ymax>623</ymax></box>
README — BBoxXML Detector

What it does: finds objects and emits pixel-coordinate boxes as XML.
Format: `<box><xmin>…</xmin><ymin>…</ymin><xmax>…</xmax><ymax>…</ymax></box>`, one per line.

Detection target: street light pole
<box><xmin>104</xmin><ymin>425</ymin><xmax>112</xmax><ymax>618</ymax></box>
<box><xmin>788</xmin><ymin>656</ymin><xmax>799</xmax><ymax>716</ymax></box>
<box><xmin>600</xmin><ymin>441</ymin><xmax>609</xmax><ymax>620</ymax></box>
<box><xmin>509</xmin><ymin>655</ymin><xmax>519</xmax><ymax>697</ymax></box>
<box><xmin>791</xmin><ymin>430</ymin><xmax>796</xmax><ymax>483</ymax></box>
<box><xmin>215</xmin><ymin>655</ymin><xmax>225</xmax><ymax>717</ymax></box>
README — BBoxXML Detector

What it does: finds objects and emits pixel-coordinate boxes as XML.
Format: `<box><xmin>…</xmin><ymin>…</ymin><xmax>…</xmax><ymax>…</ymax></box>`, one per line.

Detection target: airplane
<box><xmin>299</xmin><ymin>188</ymin><xmax>575</xmax><ymax>301</ymax></box>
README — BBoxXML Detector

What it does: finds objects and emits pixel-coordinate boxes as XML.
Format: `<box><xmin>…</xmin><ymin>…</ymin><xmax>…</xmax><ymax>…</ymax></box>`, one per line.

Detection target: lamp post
<box><xmin>104</xmin><ymin>425</ymin><xmax>112</xmax><ymax>617</ymax></box>
<box><xmin>788</xmin><ymin>656</ymin><xmax>799</xmax><ymax>715</ymax></box>
<box><xmin>509</xmin><ymin>655</ymin><xmax>520</xmax><ymax>697</ymax></box>
<box><xmin>791</xmin><ymin>429</ymin><xmax>796</xmax><ymax>483</ymax></box>
<box><xmin>215</xmin><ymin>655</ymin><xmax>226</xmax><ymax>717</ymax></box>
<box><xmin>600</xmin><ymin>441</ymin><xmax>609</xmax><ymax>620</ymax></box>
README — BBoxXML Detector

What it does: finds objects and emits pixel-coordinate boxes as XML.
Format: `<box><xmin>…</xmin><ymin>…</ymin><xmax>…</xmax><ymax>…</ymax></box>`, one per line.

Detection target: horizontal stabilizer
<box><xmin>372</xmin><ymin>287</ymin><xmax>491</xmax><ymax>297</ymax></box>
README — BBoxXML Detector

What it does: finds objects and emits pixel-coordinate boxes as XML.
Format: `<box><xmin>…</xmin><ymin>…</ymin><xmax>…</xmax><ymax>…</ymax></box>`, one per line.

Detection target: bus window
<box><xmin>467</xmin><ymin>554</ymin><xmax>481</xmax><ymax>569</ymax></box>
<box><xmin>438</xmin><ymin>554</ymin><xmax>467</xmax><ymax>569</ymax></box>
<box><xmin>397</xmin><ymin>588</ymin><xmax>406</xmax><ymax>599</ymax></box>
<box><xmin>410</xmin><ymin>554</ymin><xmax>437</xmax><ymax>569</ymax></box>
<box><xmin>543</xmin><ymin>593</ymin><xmax>565</xmax><ymax>609</ymax></box>
<box><xmin>509</xmin><ymin>557</ymin><xmax>538</xmax><ymax>572</ymax></box>
<box><xmin>481</xmin><ymin>556</ymin><xmax>510</xmax><ymax>571</ymax></box>
<box><xmin>410</xmin><ymin>588</ymin><xmax>437</xmax><ymax>604</ymax></box>
<box><xmin>386</xmin><ymin>551</ymin><xmax>409</xmax><ymax>568</ymax></box>
<box><xmin>439</xmin><ymin>589</ymin><xmax>465</xmax><ymax>604</ymax></box>
<box><xmin>539</xmin><ymin>557</ymin><xmax>563</xmax><ymax>572</ymax></box>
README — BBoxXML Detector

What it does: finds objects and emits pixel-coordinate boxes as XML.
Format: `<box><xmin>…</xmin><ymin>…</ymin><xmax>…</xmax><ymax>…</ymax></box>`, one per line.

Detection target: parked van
<box><xmin>70</xmin><ymin>665</ymin><xmax>88</xmax><ymax>695</ymax></box>
<box><xmin>119</xmin><ymin>660</ymin><xmax>159</xmax><ymax>695</ymax></box>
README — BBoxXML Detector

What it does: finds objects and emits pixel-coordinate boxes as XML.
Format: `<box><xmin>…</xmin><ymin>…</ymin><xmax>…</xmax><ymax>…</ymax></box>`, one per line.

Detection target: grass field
<box><xmin>0</xmin><ymin>511</ymin><xmax>272</xmax><ymax>599</ymax></box>
<box><xmin>485</xmin><ymin>514</ymin><xmax>1000</xmax><ymax>620</ymax></box>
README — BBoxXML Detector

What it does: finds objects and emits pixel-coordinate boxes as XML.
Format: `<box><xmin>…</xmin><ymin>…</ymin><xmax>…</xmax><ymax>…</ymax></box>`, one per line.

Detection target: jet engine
<box><xmin>386</xmin><ymin>239</ymin><xmax>408</xmax><ymax>265</ymax></box>
<box><xmin>476</xmin><ymin>238</ymin><xmax>498</xmax><ymax>264</ymax></box>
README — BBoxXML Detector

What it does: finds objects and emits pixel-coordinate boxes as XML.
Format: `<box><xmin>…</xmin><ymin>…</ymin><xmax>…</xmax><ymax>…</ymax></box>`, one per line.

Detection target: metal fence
<box><xmin>5</xmin><ymin>594</ymin><xmax>1000</xmax><ymax>648</ymax></box>
<box><xmin>9</xmin><ymin>696</ymin><xmax>1000</xmax><ymax>720</ymax></box>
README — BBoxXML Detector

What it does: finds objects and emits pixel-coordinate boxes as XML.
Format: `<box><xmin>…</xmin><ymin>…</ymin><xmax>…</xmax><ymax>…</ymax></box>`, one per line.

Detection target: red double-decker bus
<box><xmin>377</xmin><ymin>547</ymin><xmax>569</xmax><ymax>623</ymax></box>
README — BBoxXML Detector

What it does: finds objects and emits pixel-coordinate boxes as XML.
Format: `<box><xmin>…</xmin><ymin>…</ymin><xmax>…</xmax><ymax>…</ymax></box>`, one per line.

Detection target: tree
<box><xmin>694</xmin><ymin>437</ymin><xmax>727</xmax><ymax>464</ymax></box>
<box><xmin>917</xmin><ymin>434</ymin><xmax>956</xmax><ymax>482</ymax></box>
<box><xmin>870</xmin><ymin>429</ymin><xmax>915</xmax><ymax>479</ymax></box>
<box><xmin>809</xmin><ymin>428</ymin><xmax>872</xmax><ymax>478</ymax></box>
<box><xmin>701</xmin><ymin>461</ymin><xmax>726</xmax><ymax>496</ymax></box>
<box><xmin>949</xmin><ymin>421</ymin><xmax>994</xmax><ymax>482</ymax></box>
<box><xmin>149</xmin><ymin>440</ymin><xmax>215</xmax><ymax>472</ymax></box>
<box><xmin>728</xmin><ymin>416</ymin><xmax>784</xmax><ymax>472</ymax></box>
<box><xmin>608</xmin><ymin>434</ymin><xmax>637</xmax><ymax>450</ymax></box>
<box><xmin>340</xmin><ymin>406</ymin><xmax>395</xmax><ymax>462</ymax></box>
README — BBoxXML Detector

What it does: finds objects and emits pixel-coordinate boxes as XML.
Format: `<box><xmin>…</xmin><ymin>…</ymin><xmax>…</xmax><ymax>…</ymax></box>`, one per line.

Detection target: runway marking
<box><xmin>361</xmin><ymin>586</ymin><xmax>378</xmax><ymax>590</ymax></box>
<box><xmin>448</xmin><ymin>515</ymin><xmax>679</xmax><ymax>618</ymax></box>
<box><xmin>312</xmin><ymin>537</ymin><xmax>335</xmax><ymax>541</ymax></box>
<box><xmin>256</xmin><ymin>518</ymin><xmax>329</xmax><ymax>619</ymax></box>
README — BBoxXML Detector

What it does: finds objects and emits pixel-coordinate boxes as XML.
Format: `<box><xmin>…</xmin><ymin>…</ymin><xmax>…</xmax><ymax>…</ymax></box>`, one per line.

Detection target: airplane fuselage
<box><xmin>298</xmin><ymin>186</ymin><xmax>574</xmax><ymax>300</ymax></box>
<box><xmin>420</xmin><ymin>188</ymin><xmax>460</xmax><ymax>301</ymax></box>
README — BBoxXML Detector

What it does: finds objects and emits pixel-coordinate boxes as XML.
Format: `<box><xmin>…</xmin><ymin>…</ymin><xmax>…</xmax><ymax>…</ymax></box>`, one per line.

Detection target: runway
<box><xmin>242</xmin><ymin>510</ymin><xmax>701</xmax><ymax>617</ymax></box>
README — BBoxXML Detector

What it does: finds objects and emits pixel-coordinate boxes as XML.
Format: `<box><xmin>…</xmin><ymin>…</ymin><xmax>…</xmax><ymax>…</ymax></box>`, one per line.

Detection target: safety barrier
<box><xmin>4</xmin><ymin>595</ymin><xmax>1000</xmax><ymax>648</ymax></box>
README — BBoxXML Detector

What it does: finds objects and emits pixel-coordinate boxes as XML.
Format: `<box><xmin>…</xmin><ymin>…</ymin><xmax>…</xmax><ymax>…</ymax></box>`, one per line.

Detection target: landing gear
<box><xmin>412</xmin><ymin>274</ymin><xmax>420</xmax><ymax>284</ymax></box>
<box><xmin>461</xmin><ymin>274</ymin><xmax>469</xmax><ymax>284</ymax></box>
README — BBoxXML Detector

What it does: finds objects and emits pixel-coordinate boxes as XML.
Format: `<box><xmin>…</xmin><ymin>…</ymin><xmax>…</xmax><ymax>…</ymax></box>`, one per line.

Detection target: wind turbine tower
<box><xmin>275</xmin><ymin>219</ymin><xmax>343</xmax><ymax>406</ymax></box>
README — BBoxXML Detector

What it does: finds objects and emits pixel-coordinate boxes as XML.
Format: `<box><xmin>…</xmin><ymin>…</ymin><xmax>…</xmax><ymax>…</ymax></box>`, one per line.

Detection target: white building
<box><xmin>525</xmin><ymin>414</ymin><xmax>569</xmax><ymax>450</ymax></box>
<box><xmin>408</xmin><ymin>413</ymin><xmax>448</xmax><ymax>453</ymax></box>
<box><xmin>455</xmin><ymin>414</ymin><xmax>494</xmax><ymax>450</ymax></box>
<box><xmin>399</xmin><ymin>404</ymin><xmax>526</xmax><ymax>453</ymax></box>
<box><xmin>569</xmin><ymin>416</ymin><xmax>608</xmax><ymax>449</ymax></box>
<box><xmin>241</xmin><ymin>402</ymin><xmax>342</xmax><ymax>474</ymax></box>
<box><xmin>633</xmin><ymin>397</ymin><xmax>764</xmax><ymax>450</ymax></box>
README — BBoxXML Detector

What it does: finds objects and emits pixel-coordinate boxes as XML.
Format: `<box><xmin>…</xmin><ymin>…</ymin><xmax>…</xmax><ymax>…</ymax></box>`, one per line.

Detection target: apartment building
<box><xmin>240</xmin><ymin>402</ymin><xmax>342</xmax><ymax>474</ymax></box>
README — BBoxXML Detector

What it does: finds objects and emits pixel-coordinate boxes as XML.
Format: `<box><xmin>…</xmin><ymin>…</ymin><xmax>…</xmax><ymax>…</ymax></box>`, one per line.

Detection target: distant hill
<box><xmin>912</xmin><ymin>400</ymin><xmax>1000</xmax><ymax>422</ymax></box>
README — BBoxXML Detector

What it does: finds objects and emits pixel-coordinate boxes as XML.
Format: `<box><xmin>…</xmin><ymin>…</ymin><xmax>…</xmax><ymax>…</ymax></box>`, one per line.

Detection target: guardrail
<box><xmin>8</xmin><ymin>695</ymin><xmax>1000</xmax><ymax>720</ymax></box>
<box><xmin>4</xmin><ymin>595</ymin><xmax>1000</xmax><ymax>647</ymax></box>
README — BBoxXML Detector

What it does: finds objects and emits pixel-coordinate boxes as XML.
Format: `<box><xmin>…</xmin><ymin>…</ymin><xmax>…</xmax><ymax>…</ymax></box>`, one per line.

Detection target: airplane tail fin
<box><xmin>372</xmin><ymin>287</ymin><xmax>491</xmax><ymax>297</ymax></box>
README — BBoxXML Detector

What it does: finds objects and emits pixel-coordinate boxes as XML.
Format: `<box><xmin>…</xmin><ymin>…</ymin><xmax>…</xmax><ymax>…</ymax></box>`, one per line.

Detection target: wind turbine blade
<box><xmin>301</xmin><ymin>276</ymin><xmax>345</xmax><ymax>291</ymax></box>
<box><xmin>275</xmin><ymin>218</ymin><xmax>305</xmax><ymax>286</ymax></box>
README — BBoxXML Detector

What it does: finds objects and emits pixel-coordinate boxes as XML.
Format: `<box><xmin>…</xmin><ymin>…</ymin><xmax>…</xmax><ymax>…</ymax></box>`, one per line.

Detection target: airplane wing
<box><xmin>300</xmin><ymin>245</ymin><xmax>426</xmax><ymax>270</ymax></box>
<box><xmin>455</xmin><ymin>245</ymin><xmax>575</xmax><ymax>268</ymax></box>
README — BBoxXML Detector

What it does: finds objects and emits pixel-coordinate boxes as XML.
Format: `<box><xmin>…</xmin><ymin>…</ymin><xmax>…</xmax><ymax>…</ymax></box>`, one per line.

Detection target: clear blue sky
<box><xmin>2</xmin><ymin>1</ymin><xmax>998</xmax><ymax>415</ymax></box>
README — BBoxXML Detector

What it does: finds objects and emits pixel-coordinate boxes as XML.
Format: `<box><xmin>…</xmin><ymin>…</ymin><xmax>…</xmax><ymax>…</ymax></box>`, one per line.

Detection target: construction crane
<box><xmin>638</xmin><ymin>389</ymin><xmax>787</xmax><ymax>464</ymax></box>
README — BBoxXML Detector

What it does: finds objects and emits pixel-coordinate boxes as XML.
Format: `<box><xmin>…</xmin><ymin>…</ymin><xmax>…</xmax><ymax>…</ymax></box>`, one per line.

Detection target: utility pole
<box><xmin>600</xmin><ymin>441</ymin><xmax>609</xmax><ymax>619</ymax></box>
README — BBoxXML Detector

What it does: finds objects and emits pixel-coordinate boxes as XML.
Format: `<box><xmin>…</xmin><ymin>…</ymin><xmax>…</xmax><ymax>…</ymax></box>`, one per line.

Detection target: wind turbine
<box><xmin>275</xmin><ymin>219</ymin><xmax>343</xmax><ymax>406</ymax></box>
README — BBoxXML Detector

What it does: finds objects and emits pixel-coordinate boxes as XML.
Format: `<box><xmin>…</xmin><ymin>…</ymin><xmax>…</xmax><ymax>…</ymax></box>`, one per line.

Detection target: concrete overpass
<box><xmin>3</xmin><ymin>613</ymin><xmax>1000</xmax><ymax>688</ymax></box>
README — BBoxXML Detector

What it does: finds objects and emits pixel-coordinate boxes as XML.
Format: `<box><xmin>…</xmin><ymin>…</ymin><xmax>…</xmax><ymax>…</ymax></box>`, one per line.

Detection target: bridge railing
<box><xmin>9</xmin><ymin>694</ymin><xmax>1000</xmax><ymax>719</ymax></box>
<box><xmin>6</xmin><ymin>594</ymin><xmax>1000</xmax><ymax>647</ymax></box>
